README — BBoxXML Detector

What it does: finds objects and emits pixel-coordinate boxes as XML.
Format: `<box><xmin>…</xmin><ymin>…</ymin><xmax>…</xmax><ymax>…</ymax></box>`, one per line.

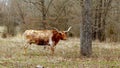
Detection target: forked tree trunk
<box><xmin>80</xmin><ymin>0</ymin><xmax>92</xmax><ymax>57</ymax></box>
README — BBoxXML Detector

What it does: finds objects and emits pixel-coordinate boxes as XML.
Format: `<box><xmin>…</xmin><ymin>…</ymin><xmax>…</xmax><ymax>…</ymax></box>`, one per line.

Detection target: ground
<box><xmin>0</xmin><ymin>36</ymin><xmax>120</xmax><ymax>68</ymax></box>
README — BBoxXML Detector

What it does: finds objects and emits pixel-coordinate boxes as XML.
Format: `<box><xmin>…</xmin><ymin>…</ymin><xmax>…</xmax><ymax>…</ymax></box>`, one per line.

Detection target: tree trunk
<box><xmin>80</xmin><ymin>0</ymin><xmax>92</xmax><ymax>57</ymax></box>
<box><xmin>41</xmin><ymin>0</ymin><xmax>47</xmax><ymax>29</ymax></box>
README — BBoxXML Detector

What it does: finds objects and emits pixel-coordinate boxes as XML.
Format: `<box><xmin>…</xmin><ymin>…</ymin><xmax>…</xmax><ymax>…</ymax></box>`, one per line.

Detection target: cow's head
<box><xmin>58</xmin><ymin>31</ymin><xmax>67</xmax><ymax>40</ymax></box>
<box><xmin>54</xmin><ymin>27</ymin><xmax>72</xmax><ymax>40</ymax></box>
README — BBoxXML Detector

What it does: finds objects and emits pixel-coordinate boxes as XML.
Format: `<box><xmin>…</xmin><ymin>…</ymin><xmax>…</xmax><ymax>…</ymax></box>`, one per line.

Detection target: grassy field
<box><xmin>0</xmin><ymin>36</ymin><xmax>120</xmax><ymax>68</ymax></box>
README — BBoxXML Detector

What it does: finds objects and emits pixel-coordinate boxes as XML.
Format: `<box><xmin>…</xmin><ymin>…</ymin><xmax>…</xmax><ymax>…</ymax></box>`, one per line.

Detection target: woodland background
<box><xmin>0</xmin><ymin>0</ymin><xmax>119</xmax><ymax>42</ymax></box>
<box><xmin>0</xmin><ymin>0</ymin><xmax>120</xmax><ymax>68</ymax></box>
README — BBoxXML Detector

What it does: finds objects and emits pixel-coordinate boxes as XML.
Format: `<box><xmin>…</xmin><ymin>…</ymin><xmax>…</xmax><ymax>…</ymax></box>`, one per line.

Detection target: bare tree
<box><xmin>80</xmin><ymin>0</ymin><xmax>92</xmax><ymax>56</ymax></box>
<box><xmin>23</xmin><ymin>0</ymin><xmax>54</xmax><ymax>29</ymax></box>
<box><xmin>15</xmin><ymin>0</ymin><xmax>26</xmax><ymax>24</ymax></box>
<box><xmin>92</xmin><ymin>0</ymin><xmax>112</xmax><ymax>41</ymax></box>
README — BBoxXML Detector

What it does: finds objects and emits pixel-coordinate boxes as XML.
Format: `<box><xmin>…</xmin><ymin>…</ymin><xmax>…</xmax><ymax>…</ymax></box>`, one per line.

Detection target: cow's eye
<box><xmin>59</xmin><ymin>33</ymin><xmax>62</xmax><ymax>35</ymax></box>
<box><xmin>65</xmin><ymin>32</ymin><xmax>67</xmax><ymax>34</ymax></box>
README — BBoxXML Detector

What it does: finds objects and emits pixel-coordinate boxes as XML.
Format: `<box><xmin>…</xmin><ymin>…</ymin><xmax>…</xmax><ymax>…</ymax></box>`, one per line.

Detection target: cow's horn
<box><xmin>64</xmin><ymin>26</ymin><xmax>72</xmax><ymax>32</ymax></box>
<box><xmin>53</xmin><ymin>27</ymin><xmax>59</xmax><ymax>31</ymax></box>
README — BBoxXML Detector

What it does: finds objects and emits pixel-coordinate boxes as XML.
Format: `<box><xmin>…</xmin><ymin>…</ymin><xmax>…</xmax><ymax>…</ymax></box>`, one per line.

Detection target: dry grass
<box><xmin>0</xmin><ymin>36</ymin><xmax>120</xmax><ymax>68</ymax></box>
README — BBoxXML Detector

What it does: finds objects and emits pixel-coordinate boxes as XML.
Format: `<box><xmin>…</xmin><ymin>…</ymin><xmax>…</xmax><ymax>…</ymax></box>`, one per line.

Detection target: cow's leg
<box><xmin>24</xmin><ymin>43</ymin><xmax>28</xmax><ymax>54</ymax></box>
<box><xmin>50</xmin><ymin>46</ymin><xmax>55</xmax><ymax>55</ymax></box>
<box><xmin>48</xmin><ymin>43</ymin><xmax>54</xmax><ymax>54</ymax></box>
<box><xmin>48</xmin><ymin>36</ymin><xmax>55</xmax><ymax>55</ymax></box>
<box><xmin>44</xmin><ymin>46</ymin><xmax>46</xmax><ymax>49</ymax></box>
<box><xmin>44</xmin><ymin>46</ymin><xmax>47</xmax><ymax>50</ymax></box>
<box><xmin>44</xmin><ymin>46</ymin><xmax>49</xmax><ymax>51</ymax></box>
<box><xmin>24</xmin><ymin>43</ymin><xmax>30</xmax><ymax>54</ymax></box>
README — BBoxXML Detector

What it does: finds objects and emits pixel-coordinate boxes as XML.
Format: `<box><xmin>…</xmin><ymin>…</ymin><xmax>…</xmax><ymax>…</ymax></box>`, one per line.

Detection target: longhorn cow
<box><xmin>23</xmin><ymin>27</ymin><xmax>72</xmax><ymax>54</ymax></box>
